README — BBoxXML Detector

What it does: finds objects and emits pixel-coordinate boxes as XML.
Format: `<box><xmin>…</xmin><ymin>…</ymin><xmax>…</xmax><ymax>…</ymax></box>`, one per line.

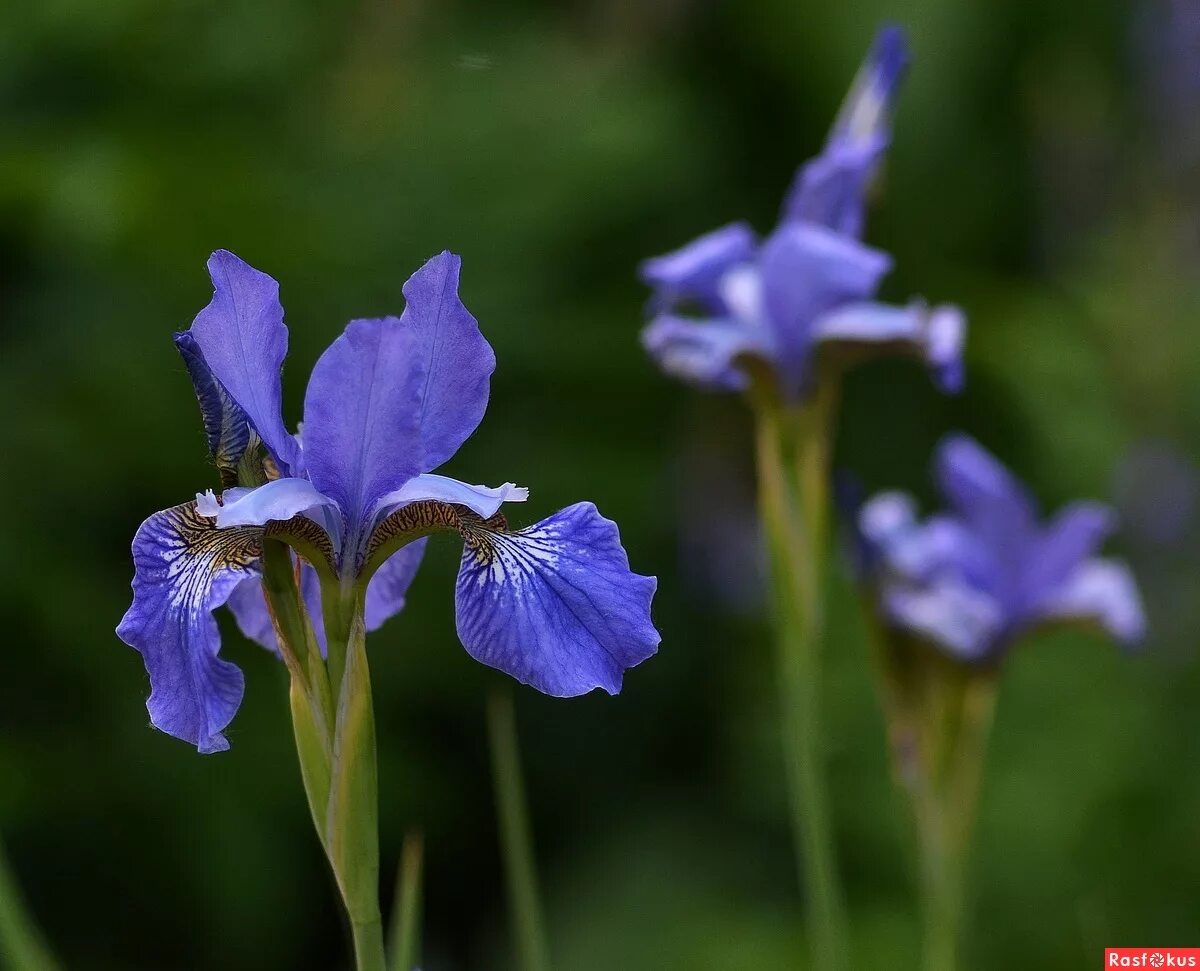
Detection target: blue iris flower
<box><xmin>117</xmin><ymin>250</ymin><xmax>660</xmax><ymax>753</ymax></box>
<box><xmin>857</xmin><ymin>434</ymin><xmax>1145</xmax><ymax>661</ymax></box>
<box><xmin>639</xmin><ymin>25</ymin><xmax>964</xmax><ymax>398</ymax></box>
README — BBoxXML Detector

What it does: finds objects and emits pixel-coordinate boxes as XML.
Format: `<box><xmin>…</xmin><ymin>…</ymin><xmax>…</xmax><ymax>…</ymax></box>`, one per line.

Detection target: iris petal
<box><xmin>302</xmin><ymin>316</ymin><xmax>426</xmax><ymax>551</ymax></box>
<box><xmin>640</xmin><ymin>314</ymin><xmax>759</xmax><ymax>391</ymax></box>
<box><xmin>782</xmin><ymin>25</ymin><xmax>909</xmax><ymax>237</ymax></box>
<box><xmin>227</xmin><ymin>565</ymin><xmax>328</xmax><ymax>656</ymax></box>
<box><xmin>639</xmin><ymin>222</ymin><xmax>757</xmax><ymax>314</ymax></box>
<box><xmin>373</xmin><ymin>473</ymin><xmax>528</xmax><ymax>524</ymax></box>
<box><xmin>364</xmin><ymin>540</ymin><xmax>428</xmax><ymax>631</ymax></box>
<box><xmin>228</xmin><ymin>542</ymin><xmax>421</xmax><ymax>654</ymax></box>
<box><xmin>759</xmin><ymin>222</ymin><xmax>891</xmax><ymax>391</ymax></box>
<box><xmin>400</xmin><ymin>252</ymin><xmax>497</xmax><ymax>472</ymax></box>
<box><xmin>935</xmin><ymin>434</ymin><xmax>1039</xmax><ymax>582</ymax></box>
<box><xmin>812</xmin><ymin>300</ymin><xmax>966</xmax><ymax>393</ymax></box>
<box><xmin>197</xmin><ymin>477</ymin><xmax>338</xmax><ymax>529</ymax></box>
<box><xmin>187</xmin><ymin>250</ymin><xmax>301</xmax><ymax>474</ymax></box>
<box><xmin>116</xmin><ymin>501</ymin><xmax>263</xmax><ymax>753</ymax></box>
<box><xmin>454</xmin><ymin>502</ymin><xmax>660</xmax><ymax>696</ymax></box>
<box><xmin>883</xmin><ymin>579</ymin><xmax>1005</xmax><ymax>661</ymax></box>
<box><xmin>1037</xmin><ymin>558</ymin><xmax>1146</xmax><ymax>645</ymax></box>
<box><xmin>1021</xmin><ymin>502</ymin><xmax>1115</xmax><ymax>614</ymax></box>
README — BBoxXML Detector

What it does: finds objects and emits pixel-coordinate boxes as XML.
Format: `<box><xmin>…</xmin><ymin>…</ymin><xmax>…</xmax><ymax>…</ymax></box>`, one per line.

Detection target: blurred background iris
<box><xmin>1</xmin><ymin>0</ymin><xmax>1198</xmax><ymax>967</ymax></box>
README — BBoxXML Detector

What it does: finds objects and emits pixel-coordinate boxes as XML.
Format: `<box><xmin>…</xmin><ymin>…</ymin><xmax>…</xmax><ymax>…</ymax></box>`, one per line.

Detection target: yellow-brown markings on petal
<box><xmin>264</xmin><ymin>515</ymin><xmax>337</xmax><ymax>576</ymax></box>
<box><xmin>360</xmin><ymin>501</ymin><xmax>509</xmax><ymax>580</ymax></box>
<box><xmin>161</xmin><ymin>502</ymin><xmax>263</xmax><ymax>612</ymax></box>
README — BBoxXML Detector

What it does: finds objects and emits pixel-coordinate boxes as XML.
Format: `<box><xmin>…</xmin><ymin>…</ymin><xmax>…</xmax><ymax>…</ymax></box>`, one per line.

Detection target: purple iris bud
<box><xmin>638</xmin><ymin>25</ymin><xmax>965</xmax><ymax>399</ymax></box>
<box><xmin>782</xmin><ymin>23</ymin><xmax>910</xmax><ymax>237</ymax></box>
<box><xmin>117</xmin><ymin>250</ymin><xmax>660</xmax><ymax>752</ymax></box>
<box><xmin>855</xmin><ymin>434</ymin><xmax>1145</xmax><ymax>662</ymax></box>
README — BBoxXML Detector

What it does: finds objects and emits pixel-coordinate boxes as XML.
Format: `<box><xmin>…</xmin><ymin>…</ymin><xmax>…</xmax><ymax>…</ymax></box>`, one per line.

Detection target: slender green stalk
<box><xmin>487</xmin><ymin>688</ymin><xmax>551</xmax><ymax>971</ymax></box>
<box><xmin>869</xmin><ymin>630</ymin><xmax>996</xmax><ymax>971</ymax></box>
<box><xmin>387</xmin><ymin>831</ymin><xmax>424</xmax><ymax>971</ymax></box>
<box><xmin>750</xmin><ymin>373</ymin><xmax>845</xmax><ymax>971</ymax></box>
<box><xmin>324</xmin><ymin>587</ymin><xmax>386</xmax><ymax>971</ymax></box>
<box><xmin>0</xmin><ymin>836</ymin><xmax>59</xmax><ymax>971</ymax></box>
<box><xmin>350</xmin><ymin>915</ymin><xmax>387</xmax><ymax>971</ymax></box>
<box><xmin>915</xmin><ymin>672</ymin><xmax>995</xmax><ymax>971</ymax></box>
<box><xmin>261</xmin><ymin>546</ymin><xmax>385</xmax><ymax>971</ymax></box>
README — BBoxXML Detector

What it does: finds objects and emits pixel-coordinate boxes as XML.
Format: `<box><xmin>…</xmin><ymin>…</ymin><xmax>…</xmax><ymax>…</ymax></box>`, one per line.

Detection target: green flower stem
<box><xmin>324</xmin><ymin>584</ymin><xmax>386</xmax><ymax>971</ymax></box>
<box><xmin>261</xmin><ymin>542</ymin><xmax>335</xmax><ymax>844</ymax></box>
<box><xmin>0</xmin><ymin>834</ymin><xmax>59</xmax><ymax>971</ymax></box>
<box><xmin>915</xmin><ymin>671</ymin><xmax>995</xmax><ymax>971</ymax></box>
<box><xmin>869</xmin><ymin>630</ymin><xmax>997</xmax><ymax>971</ymax></box>
<box><xmin>387</xmin><ymin>830</ymin><xmax>424</xmax><ymax>971</ymax></box>
<box><xmin>261</xmin><ymin>545</ymin><xmax>385</xmax><ymax>971</ymax></box>
<box><xmin>750</xmin><ymin>371</ymin><xmax>845</xmax><ymax>971</ymax></box>
<box><xmin>487</xmin><ymin>687</ymin><xmax>551</xmax><ymax>971</ymax></box>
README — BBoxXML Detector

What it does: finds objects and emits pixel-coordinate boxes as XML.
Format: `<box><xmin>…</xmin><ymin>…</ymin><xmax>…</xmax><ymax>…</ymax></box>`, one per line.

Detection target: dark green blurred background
<box><xmin>2</xmin><ymin>0</ymin><xmax>1199</xmax><ymax>967</ymax></box>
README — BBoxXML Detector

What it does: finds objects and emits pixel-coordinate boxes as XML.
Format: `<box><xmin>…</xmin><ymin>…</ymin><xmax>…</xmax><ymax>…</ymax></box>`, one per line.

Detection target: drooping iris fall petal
<box><xmin>117</xmin><ymin>502</ymin><xmax>263</xmax><ymax>753</ymax></box>
<box><xmin>454</xmin><ymin>502</ymin><xmax>660</xmax><ymax>696</ymax></box>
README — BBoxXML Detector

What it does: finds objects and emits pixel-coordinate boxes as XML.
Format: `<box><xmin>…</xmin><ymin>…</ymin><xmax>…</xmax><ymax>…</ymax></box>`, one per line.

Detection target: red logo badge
<box><xmin>1106</xmin><ymin>951</ymin><xmax>1200</xmax><ymax>968</ymax></box>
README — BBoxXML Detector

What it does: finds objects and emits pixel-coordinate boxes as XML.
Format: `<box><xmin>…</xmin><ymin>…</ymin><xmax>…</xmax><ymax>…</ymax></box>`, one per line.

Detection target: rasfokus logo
<box><xmin>1106</xmin><ymin>950</ymin><xmax>1200</xmax><ymax>967</ymax></box>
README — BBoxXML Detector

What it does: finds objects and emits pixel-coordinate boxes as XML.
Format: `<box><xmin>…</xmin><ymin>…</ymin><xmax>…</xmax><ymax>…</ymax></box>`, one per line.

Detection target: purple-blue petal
<box><xmin>1036</xmin><ymin>558</ymin><xmax>1145</xmax><ymax>645</ymax></box>
<box><xmin>116</xmin><ymin>502</ymin><xmax>262</xmax><ymax>753</ymax></box>
<box><xmin>187</xmin><ymin>250</ymin><xmax>301</xmax><ymax>475</ymax></box>
<box><xmin>230</xmin><ymin>551</ymin><xmax>422</xmax><ymax>654</ymax></box>
<box><xmin>639</xmin><ymin>222</ymin><xmax>758</xmax><ymax>314</ymax></box>
<box><xmin>935</xmin><ymin>435</ymin><xmax>1038</xmax><ymax>570</ymax></box>
<box><xmin>302</xmin><ymin>316</ymin><xmax>426</xmax><ymax>553</ymax></box>
<box><xmin>782</xmin><ymin>25</ymin><xmax>909</xmax><ymax>237</ymax></box>
<box><xmin>454</xmin><ymin>502</ymin><xmax>659</xmax><ymax>696</ymax></box>
<box><xmin>400</xmin><ymin>252</ymin><xmax>496</xmax><ymax>472</ymax></box>
<box><xmin>364</xmin><ymin>539</ymin><xmax>428</xmax><ymax>631</ymax></box>
<box><xmin>198</xmin><ymin>477</ymin><xmax>338</xmax><ymax>529</ymax></box>
<box><xmin>759</xmin><ymin>222</ymin><xmax>891</xmax><ymax>390</ymax></box>
<box><xmin>882</xmin><ymin>578</ymin><xmax>1005</xmax><ymax>661</ymax></box>
<box><xmin>812</xmin><ymin>300</ymin><xmax>966</xmax><ymax>393</ymax></box>
<box><xmin>641</xmin><ymin>314</ymin><xmax>759</xmax><ymax>391</ymax></box>
<box><xmin>373</xmin><ymin>474</ymin><xmax>529</xmax><ymax>525</ymax></box>
<box><xmin>227</xmin><ymin>564</ymin><xmax>328</xmax><ymax>657</ymax></box>
<box><xmin>227</xmin><ymin>575</ymin><xmax>277</xmax><ymax>652</ymax></box>
<box><xmin>925</xmin><ymin>306</ymin><xmax>967</xmax><ymax>393</ymax></box>
<box><xmin>1020</xmin><ymin>501</ymin><xmax>1116</xmax><ymax>613</ymax></box>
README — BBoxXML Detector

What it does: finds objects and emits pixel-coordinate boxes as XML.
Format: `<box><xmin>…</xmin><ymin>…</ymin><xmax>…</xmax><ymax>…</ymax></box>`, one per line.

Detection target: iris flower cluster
<box><xmin>117</xmin><ymin>249</ymin><xmax>659</xmax><ymax>754</ymax></box>
<box><xmin>634</xmin><ymin>23</ymin><xmax>1147</xmax><ymax>971</ymax></box>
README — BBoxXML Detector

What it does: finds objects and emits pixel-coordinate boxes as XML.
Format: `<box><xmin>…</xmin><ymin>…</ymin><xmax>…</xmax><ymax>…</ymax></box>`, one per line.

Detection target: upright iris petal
<box><xmin>188</xmin><ymin>250</ymin><xmax>301</xmax><ymax>474</ymax></box>
<box><xmin>454</xmin><ymin>503</ymin><xmax>660</xmax><ymax>696</ymax></box>
<box><xmin>758</xmin><ymin>222</ymin><xmax>892</xmax><ymax>388</ymax></box>
<box><xmin>302</xmin><ymin>317</ymin><xmax>426</xmax><ymax>558</ymax></box>
<box><xmin>855</xmin><ymin>433</ymin><xmax>1145</xmax><ymax>661</ymax></box>
<box><xmin>934</xmin><ymin>434</ymin><xmax>1038</xmax><ymax>572</ymax></box>
<box><xmin>117</xmin><ymin>502</ymin><xmax>263</xmax><ymax>752</ymax></box>
<box><xmin>400</xmin><ymin>251</ymin><xmax>497</xmax><ymax>470</ymax></box>
<box><xmin>782</xmin><ymin>24</ymin><xmax>909</xmax><ymax>237</ymax></box>
<box><xmin>1019</xmin><ymin>502</ymin><xmax>1114</xmax><ymax>608</ymax></box>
